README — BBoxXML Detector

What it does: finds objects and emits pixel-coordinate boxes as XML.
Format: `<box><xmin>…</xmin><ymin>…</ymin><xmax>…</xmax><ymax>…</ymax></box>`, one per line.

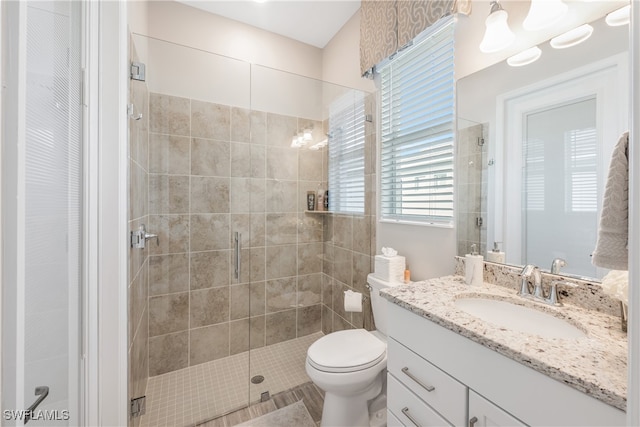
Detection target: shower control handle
<box><xmin>234</xmin><ymin>232</ymin><xmax>241</xmax><ymax>280</ymax></box>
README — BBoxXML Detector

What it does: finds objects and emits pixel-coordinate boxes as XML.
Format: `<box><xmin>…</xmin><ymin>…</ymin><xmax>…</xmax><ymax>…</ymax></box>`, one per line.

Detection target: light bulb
<box><xmin>507</xmin><ymin>46</ymin><xmax>542</xmax><ymax>67</ymax></box>
<box><xmin>523</xmin><ymin>0</ymin><xmax>568</xmax><ymax>31</ymax></box>
<box><xmin>606</xmin><ymin>5</ymin><xmax>630</xmax><ymax>27</ymax></box>
<box><xmin>550</xmin><ymin>24</ymin><xmax>593</xmax><ymax>49</ymax></box>
<box><xmin>479</xmin><ymin>2</ymin><xmax>516</xmax><ymax>53</ymax></box>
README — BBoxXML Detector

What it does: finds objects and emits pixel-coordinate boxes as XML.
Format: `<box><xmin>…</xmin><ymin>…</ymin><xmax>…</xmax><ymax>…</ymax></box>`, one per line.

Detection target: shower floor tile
<box><xmin>140</xmin><ymin>332</ymin><xmax>323</xmax><ymax>427</ymax></box>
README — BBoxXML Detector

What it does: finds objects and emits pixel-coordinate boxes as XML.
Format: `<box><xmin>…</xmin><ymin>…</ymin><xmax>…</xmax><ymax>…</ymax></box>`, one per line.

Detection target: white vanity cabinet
<box><xmin>386</xmin><ymin>301</ymin><xmax>626</xmax><ymax>427</ymax></box>
<box><xmin>468</xmin><ymin>391</ymin><xmax>526</xmax><ymax>427</ymax></box>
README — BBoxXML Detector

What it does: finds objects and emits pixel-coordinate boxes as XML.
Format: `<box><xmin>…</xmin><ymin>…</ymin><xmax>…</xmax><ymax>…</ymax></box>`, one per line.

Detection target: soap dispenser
<box><xmin>486</xmin><ymin>242</ymin><xmax>506</xmax><ymax>264</ymax></box>
<box><xmin>465</xmin><ymin>244</ymin><xmax>484</xmax><ymax>286</ymax></box>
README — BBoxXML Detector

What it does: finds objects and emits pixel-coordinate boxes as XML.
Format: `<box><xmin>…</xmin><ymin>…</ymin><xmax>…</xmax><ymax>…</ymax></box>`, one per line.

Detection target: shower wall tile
<box><xmin>189</xmin><ymin>323</ymin><xmax>230</xmax><ymax>366</ymax></box>
<box><xmin>149</xmin><ymin>292</ymin><xmax>189</xmax><ymax>336</ymax></box>
<box><xmin>149</xmin><ymin>93</ymin><xmax>190</xmax><ymax>136</ymax></box>
<box><xmin>191</xmin><ymin>100</ymin><xmax>230</xmax><ymax>141</ymax></box>
<box><xmin>250</xmin><ymin>111</ymin><xmax>267</xmax><ymax>145</ymax></box>
<box><xmin>249</xmin><ymin>248</ymin><xmax>266</xmax><ymax>282</ymax></box>
<box><xmin>129</xmin><ymin>259</ymin><xmax>148</xmax><ymax>345</ymax></box>
<box><xmin>266</xmin><ymin>277</ymin><xmax>297</xmax><ymax>313</ymax></box>
<box><xmin>149</xmin><ymin>214</ymin><xmax>190</xmax><ymax>255</ymax></box>
<box><xmin>230</xmin><ymin>178</ymin><xmax>252</xmax><ymax>213</ymax></box>
<box><xmin>297</xmin><ymin>243</ymin><xmax>323</xmax><ymax>275</ymax></box>
<box><xmin>190</xmin><ymin>250</ymin><xmax>230</xmax><ymax>290</ymax></box>
<box><xmin>353</xmin><ymin>215</ymin><xmax>372</xmax><ymax>254</ymax></box>
<box><xmin>190</xmin><ymin>176</ymin><xmax>230</xmax><ymax>213</ymax></box>
<box><xmin>149</xmin><ymin>175</ymin><xmax>190</xmax><ymax>214</ymax></box>
<box><xmin>149</xmin><ymin>331</ymin><xmax>189</xmax><ymax>376</ymax></box>
<box><xmin>298</xmin><ymin>213</ymin><xmax>323</xmax><ymax>243</ymax></box>
<box><xmin>297</xmin><ymin>304</ymin><xmax>322</xmax><ymax>337</ymax></box>
<box><xmin>191</xmin><ymin>138</ymin><xmax>230</xmax><ymax>177</ymax></box>
<box><xmin>265</xmin><ymin>245</ymin><xmax>297</xmax><ymax>279</ymax></box>
<box><xmin>298</xmin><ymin>273</ymin><xmax>322</xmax><ymax>306</ymax></box>
<box><xmin>265</xmin><ymin>213</ymin><xmax>297</xmax><ymax>245</ymax></box>
<box><xmin>266</xmin><ymin>113</ymin><xmax>297</xmax><ymax>148</ymax></box>
<box><xmin>333</xmin><ymin>215</ymin><xmax>353</xmax><ymax>250</ymax></box>
<box><xmin>299</xmin><ymin>150</ymin><xmax>324</xmax><ymax>182</ymax></box>
<box><xmin>250</xmin><ymin>281</ymin><xmax>266</xmax><ymax>316</ymax></box>
<box><xmin>190</xmin><ymin>287</ymin><xmax>230</xmax><ymax>328</ymax></box>
<box><xmin>250</xmin><ymin>145</ymin><xmax>266</xmax><ymax>178</ymax></box>
<box><xmin>231</xmin><ymin>107</ymin><xmax>251</xmax><ymax>143</ymax></box>
<box><xmin>265</xmin><ymin>180</ymin><xmax>297</xmax><ymax>213</ymax></box>
<box><xmin>190</xmin><ymin>214</ymin><xmax>230</xmax><ymax>252</ymax></box>
<box><xmin>266</xmin><ymin>147</ymin><xmax>298</xmax><ymax>180</ymax></box>
<box><xmin>149</xmin><ymin>133</ymin><xmax>190</xmax><ymax>175</ymax></box>
<box><xmin>146</xmin><ymin>93</ymin><xmax>339</xmax><ymax>377</ymax></box>
<box><xmin>229</xmin><ymin>283</ymin><xmax>250</xmax><ymax>320</ymax></box>
<box><xmin>149</xmin><ymin>253</ymin><xmax>189</xmax><ymax>296</ymax></box>
<box><xmin>265</xmin><ymin>309</ymin><xmax>296</xmax><ymax>345</ymax></box>
<box><xmin>231</xmin><ymin>142</ymin><xmax>252</xmax><ymax>177</ymax></box>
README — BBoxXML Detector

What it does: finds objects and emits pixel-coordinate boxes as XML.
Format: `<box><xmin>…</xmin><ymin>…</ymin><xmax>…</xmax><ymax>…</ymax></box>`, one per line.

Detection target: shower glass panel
<box><xmin>129</xmin><ymin>33</ymin><xmax>375</xmax><ymax>427</ymax></box>
<box><xmin>130</xmin><ymin>33</ymin><xmax>253</xmax><ymax>426</ymax></box>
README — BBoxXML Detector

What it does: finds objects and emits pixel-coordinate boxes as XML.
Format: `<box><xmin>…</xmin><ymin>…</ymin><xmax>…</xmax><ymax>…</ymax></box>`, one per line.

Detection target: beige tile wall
<box><xmin>128</xmin><ymin>38</ymin><xmax>150</xmax><ymax>427</ymax></box>
<box><xmin>147</xmin><ymin>92</ymin><xmax>327</xmax><ymax>376</ymax></box>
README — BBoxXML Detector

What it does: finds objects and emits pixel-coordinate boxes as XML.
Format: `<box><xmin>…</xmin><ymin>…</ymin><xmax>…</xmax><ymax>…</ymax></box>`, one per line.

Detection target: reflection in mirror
<box><xmin>457</xmin><ymin>13</ymin><xmax>629</xmax><ymax>281</ymax></box>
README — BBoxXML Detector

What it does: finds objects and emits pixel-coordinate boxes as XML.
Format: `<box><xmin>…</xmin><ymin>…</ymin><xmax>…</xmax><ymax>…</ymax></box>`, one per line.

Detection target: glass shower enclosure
<box><xmin>127</xmin><ymin>33</ymin><xmax>372</xmax><ymax>426</ymax></box>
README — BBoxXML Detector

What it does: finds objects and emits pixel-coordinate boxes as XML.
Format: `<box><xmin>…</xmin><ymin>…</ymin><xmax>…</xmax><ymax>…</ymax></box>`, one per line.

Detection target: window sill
<box><xmin>378</xmin><ymin>218</ymin><xmax>454</xmax><ymax>229</ymax></box>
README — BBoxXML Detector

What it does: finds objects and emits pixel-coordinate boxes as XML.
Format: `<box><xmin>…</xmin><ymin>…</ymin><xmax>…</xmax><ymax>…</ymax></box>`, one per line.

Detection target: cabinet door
<box><xmin>468</xmin><ymin>391</ymin><xmax>527</xmax><ymax>427</ymax></box>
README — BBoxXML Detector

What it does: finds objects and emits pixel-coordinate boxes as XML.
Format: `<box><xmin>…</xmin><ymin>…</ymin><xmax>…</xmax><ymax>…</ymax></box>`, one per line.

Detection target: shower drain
<box><xmin>251</xmin><ymin>375</ymin><xmax>265</xmax><ymax>384</ymax></box>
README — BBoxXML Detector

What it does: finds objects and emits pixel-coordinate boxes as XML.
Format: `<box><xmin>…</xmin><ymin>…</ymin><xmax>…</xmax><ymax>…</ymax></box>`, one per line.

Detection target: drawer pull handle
<box><xmin>402</xmin><ymin>407</ymin><xmax>422</xmax><ymax>427</ymax></box>
<box><xmin>401</xmin><ymin>367</ymin><xmax>435</xmax><ymax>392</ymax></box>
<box><xmin>469</xmin><ymin>416</ymin><xmax>479</xmax><ymax>427</ymax></box>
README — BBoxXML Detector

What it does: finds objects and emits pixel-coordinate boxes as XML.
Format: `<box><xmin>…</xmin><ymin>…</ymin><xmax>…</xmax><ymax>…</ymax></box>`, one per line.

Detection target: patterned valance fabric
<box><xmin>360</xmin><ymin>0</ymin><xmax>471</xmax><ymax>76</ymax></box>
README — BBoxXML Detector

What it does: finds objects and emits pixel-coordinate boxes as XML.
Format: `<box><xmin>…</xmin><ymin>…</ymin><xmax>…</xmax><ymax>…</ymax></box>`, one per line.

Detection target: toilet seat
<box><xmin>307</xmin><ymin>329</ymin><xmax>386</xmax><ymax>373</ymax></box>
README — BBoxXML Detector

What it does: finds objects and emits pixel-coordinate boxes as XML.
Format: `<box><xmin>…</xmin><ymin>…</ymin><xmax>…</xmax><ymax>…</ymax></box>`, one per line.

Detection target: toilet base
<box><xmin>319</xmin><ymin>373</ymin><xmax>384</xmax><ymax>427</ymax></box>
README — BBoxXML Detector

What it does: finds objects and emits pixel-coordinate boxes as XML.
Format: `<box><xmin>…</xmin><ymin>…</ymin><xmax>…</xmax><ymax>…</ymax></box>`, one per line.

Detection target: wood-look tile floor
<box><xmin>196</xmin><ymin>382</ymin><xmax>325</xmax><ymax>427</ymax></box>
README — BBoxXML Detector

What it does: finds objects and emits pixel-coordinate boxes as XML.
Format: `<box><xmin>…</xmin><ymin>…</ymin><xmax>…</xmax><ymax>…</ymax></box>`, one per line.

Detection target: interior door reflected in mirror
<box><xmin>456</xmin><ymin>13</ymin><xmax>629</xmax><ymax>281</ymax></box>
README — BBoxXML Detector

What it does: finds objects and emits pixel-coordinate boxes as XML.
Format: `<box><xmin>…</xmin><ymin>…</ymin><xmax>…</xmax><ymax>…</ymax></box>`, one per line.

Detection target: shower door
<box><xmin>130</xmin><ymin>34</ymin><xmax>254</xmax><ymax>425</ymax></box>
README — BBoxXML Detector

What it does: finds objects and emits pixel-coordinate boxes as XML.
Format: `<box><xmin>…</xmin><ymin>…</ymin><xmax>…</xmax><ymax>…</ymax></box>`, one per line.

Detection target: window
<box><xmin>328</xmin><ymin>91</ymin><xmax>366</xmax><ymax>214</ymax></box>
<box><xmin>379</xmin><ymin>17</ymin><xmax>455</xmax><ymax>225</ymax></box>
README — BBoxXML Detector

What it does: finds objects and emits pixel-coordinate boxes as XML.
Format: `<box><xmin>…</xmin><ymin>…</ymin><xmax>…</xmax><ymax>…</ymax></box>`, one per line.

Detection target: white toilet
<box><xmin>305</xmin><ymin>274</ymin><xmax>402</xmax><ymax>427</ymax></box>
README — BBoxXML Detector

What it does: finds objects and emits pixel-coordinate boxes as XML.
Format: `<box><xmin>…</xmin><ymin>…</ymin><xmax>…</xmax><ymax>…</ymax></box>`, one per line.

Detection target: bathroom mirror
<box><xmin>456</xmin><ymin>12</ymin><xmax>629</xmax><ymax>281</ymax></box>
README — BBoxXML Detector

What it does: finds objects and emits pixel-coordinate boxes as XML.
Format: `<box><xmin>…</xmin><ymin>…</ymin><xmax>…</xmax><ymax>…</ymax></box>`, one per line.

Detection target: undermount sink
<box><xmin>454</xmin><ymin>297</ymin><xmax>587</xmax><ymax>339</ymax></box>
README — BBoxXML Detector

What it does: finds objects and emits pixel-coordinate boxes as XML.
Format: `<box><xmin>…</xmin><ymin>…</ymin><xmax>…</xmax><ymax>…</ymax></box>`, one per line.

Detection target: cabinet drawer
<box><xmin>388</xmin><ymin>338</ymin><xmax>467</xmax><ymax>427</ymax></box>
<box><xmin>388</xmin><ymin>374</ymin><xmax>452</xmax><ymax>427</ymax></box>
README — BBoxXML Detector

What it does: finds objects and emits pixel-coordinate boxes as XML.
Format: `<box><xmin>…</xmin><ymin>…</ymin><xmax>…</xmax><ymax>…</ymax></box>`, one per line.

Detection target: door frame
<box><xmin>83</xmin><ymin>1</ymin><xmax>128</xmax><ymax>426</ymax></box>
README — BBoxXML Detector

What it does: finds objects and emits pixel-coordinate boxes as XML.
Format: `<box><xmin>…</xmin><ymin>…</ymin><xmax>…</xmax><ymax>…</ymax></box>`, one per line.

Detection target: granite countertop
<box><xmin>381</xmin><ymin>275</ymin><xmax>628</xmax><ymax>411</ymax></box>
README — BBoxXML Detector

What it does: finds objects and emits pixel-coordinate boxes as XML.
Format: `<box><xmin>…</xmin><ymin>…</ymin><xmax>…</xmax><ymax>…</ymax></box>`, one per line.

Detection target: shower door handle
<box><xmin>25</xmin><ymin>386</ymin><xmax>49</xmax><ymax>424</ymax></box>
<box><xmin>234</xmin><ymin>232</ymin><xmax>241</xmax><ymax>280</ymax></box>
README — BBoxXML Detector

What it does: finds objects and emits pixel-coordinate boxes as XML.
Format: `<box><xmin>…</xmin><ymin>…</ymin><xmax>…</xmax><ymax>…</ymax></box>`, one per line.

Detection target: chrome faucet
<box><xmin>550</xmin><ymin>258</ymin><xmax>567</xmax><ymax>275</ymax></box>
<box><xmin>519</xmin><ymin>264</ymin><xmax>541</xmax><ymax>298</ymax></box>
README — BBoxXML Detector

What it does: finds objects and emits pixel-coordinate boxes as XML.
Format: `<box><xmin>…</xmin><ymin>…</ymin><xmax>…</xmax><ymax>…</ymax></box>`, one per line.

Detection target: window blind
<box><xmin>328</xmin><ymin>91</ymin><xmax>366</xmax><ymax>214</ymax></box>
<box><xmin>565</xmin><ymin>127</ymin><xmax>598</xmax><ymax>213</ymax></box>
<box><xmin>379</xmin><ymin>17</ymin><xmax>455</xmax><ymax>225</ymax></box>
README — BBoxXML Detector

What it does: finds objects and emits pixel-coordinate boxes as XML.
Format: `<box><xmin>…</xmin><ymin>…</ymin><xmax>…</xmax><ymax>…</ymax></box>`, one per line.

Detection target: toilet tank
<box><xmin>367</xmin><ymin>273</ymin><xmax>403</xmax><ymax>336</ymax></box>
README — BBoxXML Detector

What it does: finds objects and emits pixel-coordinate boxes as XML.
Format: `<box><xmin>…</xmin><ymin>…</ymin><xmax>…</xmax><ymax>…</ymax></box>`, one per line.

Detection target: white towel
<box><xmin>592</xmin><ymin>132</ymin><xmax>629</xmax><ymax>270</ymax></box>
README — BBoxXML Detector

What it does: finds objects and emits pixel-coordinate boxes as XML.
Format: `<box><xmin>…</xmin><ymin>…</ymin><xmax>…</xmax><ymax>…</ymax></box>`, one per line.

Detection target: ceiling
<box><xmin>176</xmin><ymin>0</ymin><xmax>362</xmax><ymax>48</ymax></box>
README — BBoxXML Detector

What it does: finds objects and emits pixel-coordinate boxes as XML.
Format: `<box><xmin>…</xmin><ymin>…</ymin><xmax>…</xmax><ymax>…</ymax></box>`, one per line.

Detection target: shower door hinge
<box><xmin>130</xmin><ymin>62</ymin><xmax>146</xmax><ymax>81</ymax></box>
<box><xmin>477</xmin><ymin>137</ymin><xmax>485</xmax><ymax>146</ymax></box>
<box><xmin>130</xmin><ymin>396</ymin><xmax>146</xmax><ymax>418</ymax></box>
<box><xmin>476</xmin><ymin>216</ymin><xmax>483</xmax><ymax>227</ymax></box>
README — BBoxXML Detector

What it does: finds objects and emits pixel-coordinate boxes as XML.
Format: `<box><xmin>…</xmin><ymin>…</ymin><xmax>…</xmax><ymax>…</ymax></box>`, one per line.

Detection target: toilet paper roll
<box><xmin>465</xmin><ymin>254</ymin><xmax>484</xmax><ymax>286</ymax></box>
<box><xmin>344</xmin><ymin>290</ymin><xmax>363</xmax><ymax>312</ymax></box>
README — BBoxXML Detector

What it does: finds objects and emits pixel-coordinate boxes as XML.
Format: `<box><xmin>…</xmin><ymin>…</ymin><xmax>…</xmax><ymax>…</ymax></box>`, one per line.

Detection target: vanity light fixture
<box><xmin>479</xmin><ymin>1</ymin><xmax>516</xmax><ymax>53</ymax></box>
<box><xmin>523</xmin><ymin>0</ymin><xmax>568</xmax><ymax>31</ymax></box>
<box><xmin>606</xmin><ymin>5</ymin><xmax>631</xmax><ymax>27</ymax></box>
<box><xmin>507</xmin><ymin>46</ymin><xmax>542</xmax><ymax>67</ymax></box>
<box><xmin>550</xmin><ymin>24</ymin><xmax>594</xmax><ymax>49</ymax></box>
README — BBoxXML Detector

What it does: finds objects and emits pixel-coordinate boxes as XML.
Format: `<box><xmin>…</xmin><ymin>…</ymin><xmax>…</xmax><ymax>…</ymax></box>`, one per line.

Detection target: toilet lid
<box><xmin>307</xmin><ymin>329</ymin><xmax>386</xmax><ymax>373</ymax></box>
